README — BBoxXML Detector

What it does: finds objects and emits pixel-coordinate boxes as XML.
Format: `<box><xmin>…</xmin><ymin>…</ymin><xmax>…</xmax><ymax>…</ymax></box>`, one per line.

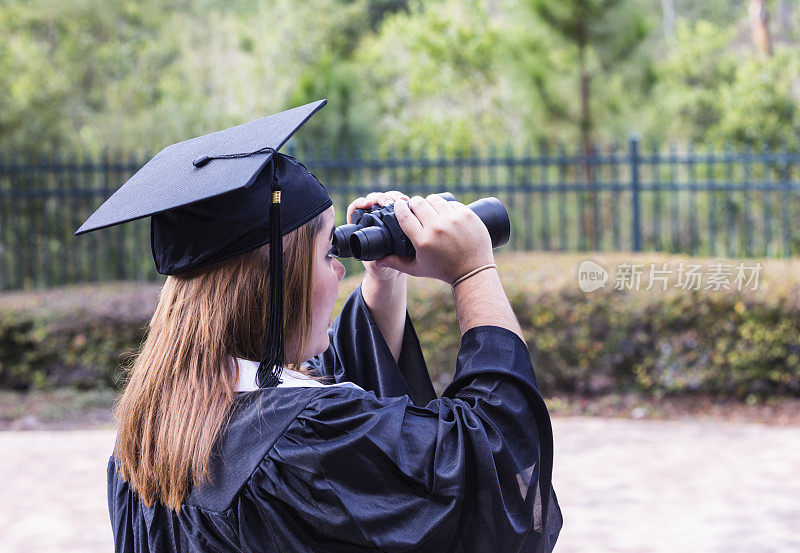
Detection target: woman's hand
<box><xmin>349</xmin><ymin>191</ymin><xmax>410</xmax><ymax>362</ymax></box>
<box><xmin>379</xmin><ymin>195</ymin><xmax>522</xmax><ymax>340</ymax></box>
<box><xmin>347</xmin><ymin>191</ymin><xmax>410</xmax><ymax>281</ymax></box>
<box><xmin>378</xmin><ymin>194</ymin><xmax>494</xmax><ymax>285</ymax></box>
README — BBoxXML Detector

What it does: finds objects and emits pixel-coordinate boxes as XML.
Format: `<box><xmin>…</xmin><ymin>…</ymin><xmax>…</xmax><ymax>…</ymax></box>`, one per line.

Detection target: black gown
<box><xmin>107</xmin><ymin>286</ymin><xmax>563</xmax><ymax>552</ymax></box>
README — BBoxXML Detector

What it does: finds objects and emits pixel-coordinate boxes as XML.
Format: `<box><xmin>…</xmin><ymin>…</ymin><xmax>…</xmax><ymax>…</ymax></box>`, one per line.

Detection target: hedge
<box><xmin>2</xmin><ymin>253</ymin><xmax>800</xmax><ymax>398</ymax></box>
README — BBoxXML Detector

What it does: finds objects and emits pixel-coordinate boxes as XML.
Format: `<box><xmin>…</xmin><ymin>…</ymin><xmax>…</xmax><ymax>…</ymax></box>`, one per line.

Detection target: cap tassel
<box><xmin>257</xmin><ymin>174</ymin><xmax>284</xmax><ymax>388</ymax></box>
<box><xmin>193</xmin><ymin>146</ymin><xmax>276</xmax><ymax>168</ymax></box>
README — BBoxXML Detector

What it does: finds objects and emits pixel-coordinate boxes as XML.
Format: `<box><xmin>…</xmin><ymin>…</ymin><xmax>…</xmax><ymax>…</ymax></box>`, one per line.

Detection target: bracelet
<box><xmin>451</xmin><ymin>263</ymin><xmax>497</xmax><ymax>287</ymax></box>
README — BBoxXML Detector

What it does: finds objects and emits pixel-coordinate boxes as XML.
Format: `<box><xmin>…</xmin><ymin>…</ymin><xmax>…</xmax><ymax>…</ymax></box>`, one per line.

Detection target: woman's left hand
<box><xmin>347</xmin><ymin>191</ymin><xmax>410</xmax><ymax>281</ymax></box>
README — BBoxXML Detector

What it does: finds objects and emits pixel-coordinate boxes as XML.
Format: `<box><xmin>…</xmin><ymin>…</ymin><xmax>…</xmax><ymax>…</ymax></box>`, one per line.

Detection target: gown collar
<box><xmin>234</xmin><ymin>358</ymin><xmax>362</xmax><ymax>392</ymax></box>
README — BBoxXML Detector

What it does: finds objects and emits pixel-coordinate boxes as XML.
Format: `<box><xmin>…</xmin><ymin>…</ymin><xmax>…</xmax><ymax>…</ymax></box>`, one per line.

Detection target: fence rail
<box><xmin>2</xmin><ymin>138</ymin><xmax>800</xmax><ymax>290</ymax></box>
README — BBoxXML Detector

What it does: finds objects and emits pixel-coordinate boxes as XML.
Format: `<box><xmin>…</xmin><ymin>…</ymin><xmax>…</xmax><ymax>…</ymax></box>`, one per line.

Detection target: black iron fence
<box><xmin>2</xmin><ymin>138</ymin><xmax>800</xmax><ymax>290</ymax></box>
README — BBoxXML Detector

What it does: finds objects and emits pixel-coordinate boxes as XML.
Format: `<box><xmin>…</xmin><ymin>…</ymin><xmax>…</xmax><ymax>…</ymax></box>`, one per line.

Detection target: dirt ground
<box><xmin>1</xmin><ymin>417</ymin><xmax>798</xmax><ymax>553</ymax></box>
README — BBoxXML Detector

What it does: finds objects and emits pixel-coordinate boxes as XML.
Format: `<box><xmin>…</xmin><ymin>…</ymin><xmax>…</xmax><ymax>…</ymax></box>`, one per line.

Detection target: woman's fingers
<box><xmin>393</xmin><ymin>200</ymin><xmax>424</xmax><ymax>242</ymax></box>
<box><xmin>364</xmin><ymin>191</ymin><xmax>405</xmax><ymax>206</ymax></box>
<box><xmin>367</xmin><ymin>192</ymin><xmax>390</xmax><ymax>206</ymax></box>
<box><xmin>374</xmin><ymin>253</ymin><xmax>418</xmax><ymax>276</ymax></box>
<box><xmin>384</xmin><ymin>190</ymin><xmax>410</xmax><ymax>203</ymax></box>
<box><xmin>407</xmin><ymin>196</ymin><xmax>439</xmax><ymax>227</ymax></box>
<box><xmin>347</xmin><ymin>194</ymin><xmax>384</xmax><ymax>223</ymax></box>
<box><xmin>347</xmin><ymin>197</ymin><xmax>367</xmax><ymax>223</ymax></box>
<box><xmin>426</xmin><ymin>193</ymin><xmax>456</xmax><ymax>215</ymax></box>
<box><xmin>347</xmin><ymin>191</ymin><xmax>410</xmax><ymax>223</ymax></box>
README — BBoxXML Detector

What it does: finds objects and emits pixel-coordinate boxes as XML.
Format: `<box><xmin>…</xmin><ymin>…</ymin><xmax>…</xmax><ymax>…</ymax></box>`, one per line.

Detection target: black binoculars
<box><xmin>332</xmin><ymin>193</ymin><xmax>510</xmax><ymax>261</ymax></box>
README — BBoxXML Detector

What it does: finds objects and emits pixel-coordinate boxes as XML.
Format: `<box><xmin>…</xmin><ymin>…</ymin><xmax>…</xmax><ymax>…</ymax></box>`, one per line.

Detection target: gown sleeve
<box><xmin>307</xmin><ymin>284</ymin><xmax>436</xmax><ymax>406</ymax></box>
<box><xmin>250</xmin><ymin>325</ymin><xmax>562</xmax><ymax>553</ymax></box>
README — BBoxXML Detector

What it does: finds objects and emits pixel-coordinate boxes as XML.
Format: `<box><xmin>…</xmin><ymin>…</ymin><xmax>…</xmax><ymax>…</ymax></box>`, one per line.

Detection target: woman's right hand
<box><xmin>375</xmin><ymin>194</ymin><xmax>495</xmax><ymax>284</ymax></box>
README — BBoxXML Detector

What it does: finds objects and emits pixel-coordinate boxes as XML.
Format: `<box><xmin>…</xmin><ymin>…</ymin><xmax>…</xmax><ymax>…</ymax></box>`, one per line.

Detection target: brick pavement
<box><xmin>1</xmin><ymin>418</ymin><xmax>798</xmax><ymax>553</ymax></box>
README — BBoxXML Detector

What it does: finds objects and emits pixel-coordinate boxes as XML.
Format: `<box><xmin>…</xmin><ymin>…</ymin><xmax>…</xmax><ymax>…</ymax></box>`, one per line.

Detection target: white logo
<box><xmin>578</xmin><ymin>260</ymin><xmax>608</xmax><ymax>292</ymax></box>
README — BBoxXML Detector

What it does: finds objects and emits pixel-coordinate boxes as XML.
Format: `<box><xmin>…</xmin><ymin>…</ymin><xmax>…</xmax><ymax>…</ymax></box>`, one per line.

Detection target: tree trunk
<box><xmin>660</xmin><ymin>0</ymin><xmax>676</xmax><ymax>40</ymax></box>
<box><xmin>579</xmin><ymin>45</ymin><xmax>592</xmax><ymax>158</ymax></box>
<box><xmin>779</xmin><ymin>0</ymin><xmax>793</xmax><ymax>42</ymax></box>
<box><xmin>578</xmin><ymin>41</ymin><xmax>596</xmax><ymax>248</ymax></box>
<box><xmin>749</xmin><ymin>0</ymin><xmax>773</xmax><ymax>57</ymax></box>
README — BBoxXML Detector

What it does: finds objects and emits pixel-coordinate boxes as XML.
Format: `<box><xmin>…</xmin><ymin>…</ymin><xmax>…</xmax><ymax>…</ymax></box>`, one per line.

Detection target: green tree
<box><xmin>352</xmin><ymin>0</ymin><xmax>512</xmax><ymax>153</ymax></box>
<box><xmin>650</xmin><ymin>19</ymin><xmax>800</xmax><ymax>150</ymax></box>
<box><xmin>2</xmin><ymin>0</ymin><xmax>799</xmax><ymax>160</ymax></box>
<box><xmin>672</xmin><ymin>0</ymin><xmax>747</xmax><ymax>27</ymax></box>
<box><xmin>284</xmin><ymin>0</ymin><xmax>409</xmax><ymax>152</ymax></box>
<box><xmin>289</xmin><ymin>55</ymin><xmax>377</xmax><ymax>153</ymax></box>
<box><xmin>525</xmin><ymin>0</ymin><xmax>651</xmax><ymax>153</ymax></box>
<box><xmin>715</xmin><ymin>52</ymin><xmax>799</xmax><ymax>149</ymax></box>
<box><xmin>0</xmin><ymin>0</ymin><xmax>409</xmax><ymax>156</ymax></box>
<box><xmin>0</xmin><ymin>0</ymin><xmax>185</xmax><ymax>154</ymax></box>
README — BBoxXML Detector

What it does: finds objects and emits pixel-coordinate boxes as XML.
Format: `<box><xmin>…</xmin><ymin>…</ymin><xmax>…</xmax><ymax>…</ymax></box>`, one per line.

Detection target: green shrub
<box><xmin>0</xmin><ymin>283</ymin><xmax>158</xmax><ymax>390</ymax></box>
<box><xmin>1</xmin><ymin>253</ymin><xmax>799</xmax><ymax>398</ymax></box>
<box><xmin>408</xmin><ymin>253</ymin><xmax>800</xmax><ymax>398</ymax></box>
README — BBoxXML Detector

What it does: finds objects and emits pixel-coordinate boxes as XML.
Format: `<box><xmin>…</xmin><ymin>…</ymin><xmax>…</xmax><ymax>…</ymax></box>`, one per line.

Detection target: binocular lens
<box><xmin>466</xmin><ymin>197</ymin><xmax>510</xmax><ymax>249</ymax></box>
<box><xmin>350</xmin><ymin>226</ymin><xmax>392</xmax><ymax>261</ymax></box>
<box><xmin>332</xmin><ymin>224</ymin><xmax>360</xmax><ymax>258</ymax></box>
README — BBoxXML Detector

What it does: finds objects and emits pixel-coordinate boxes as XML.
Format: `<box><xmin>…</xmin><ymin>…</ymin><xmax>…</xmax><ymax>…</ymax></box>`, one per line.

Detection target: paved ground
<box><xmin>1</xmin><ymin>417</ymin><xmax>798</xmax><ymax>553</ymax></box>
<box><xmin>552</xmin><ymin>418</ymin><xmax>800</xmax><ymax>553</ymax></box>
<box><xmin>0</xmin><ymin>430</ymin><xmax>115</xmax><ymax>553</ymax></box>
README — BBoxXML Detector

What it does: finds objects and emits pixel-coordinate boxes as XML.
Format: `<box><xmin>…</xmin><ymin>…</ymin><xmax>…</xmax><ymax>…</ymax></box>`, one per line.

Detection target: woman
<box><xmin>81</xmin><ymin>104</ymin><xmax>562</xmax><ymax>552</ymax></box>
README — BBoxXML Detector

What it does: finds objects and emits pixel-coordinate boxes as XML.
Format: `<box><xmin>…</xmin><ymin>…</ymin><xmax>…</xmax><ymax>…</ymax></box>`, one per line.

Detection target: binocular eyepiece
<box><xmin>333</xmin><ymin>193</ymin><xmax>510</xmax><ymax>261</ymax></box>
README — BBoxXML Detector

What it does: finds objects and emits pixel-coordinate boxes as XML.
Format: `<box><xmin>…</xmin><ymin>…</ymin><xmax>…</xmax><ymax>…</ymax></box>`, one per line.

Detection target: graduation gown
<box><xmin>108</xmin><ymin>286</ymin><xmax>562</xmax><ymax>552</ymax></box>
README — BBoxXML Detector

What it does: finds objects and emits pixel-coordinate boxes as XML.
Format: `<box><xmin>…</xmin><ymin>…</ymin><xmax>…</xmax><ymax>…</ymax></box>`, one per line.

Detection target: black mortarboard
<box><xmin>75</xmin><ymin>100</ymin><xmax>332</xmax><ymax>388</ymax></box>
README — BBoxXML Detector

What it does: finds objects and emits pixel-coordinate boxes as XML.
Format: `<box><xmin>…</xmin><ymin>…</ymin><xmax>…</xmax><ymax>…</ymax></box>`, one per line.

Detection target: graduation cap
<box><xmin>75</xmin><ymin>99</ymin><xmax>333</xmax><ymax>388</ymax></box>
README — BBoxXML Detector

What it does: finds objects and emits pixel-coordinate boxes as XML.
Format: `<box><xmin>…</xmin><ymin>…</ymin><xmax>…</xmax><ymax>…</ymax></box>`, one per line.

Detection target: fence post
<box><xmin>630</xmin><ymin>135</ymin><xmax>641</xmax><ymax>252</ymax></box>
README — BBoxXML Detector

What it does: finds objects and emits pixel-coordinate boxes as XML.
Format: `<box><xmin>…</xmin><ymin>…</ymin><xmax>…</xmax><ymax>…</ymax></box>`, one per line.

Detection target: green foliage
<box><xmin>713</xmin><ymin>50</ymin><xmax>800</xmax><ymax>150</ymax></box>
<box><xmin>528</xmin><ymin>0</ymin><xmax>651</xmax><ymax>67</ymax></box>
<box><xmin>2</xmin><ymin>254</ymin><xmax>800</xmax><ymax>399</ymax></box>
<box><xmin>289</xmin><ymin>55</ymin><xmax>378</xmax><ymax>153</ymax></box>
<box><xmin>1</xmin><ymin>0</ymin><xmax>800</xmax><ymax>156</ymax></box>
<box><xmin>0</xmin><ymin>283</ymin><xmax>158</xmax><ymax>389</ymax></box>
<box><xmin>629</xmin><ymin>290</ymin><xmax>800</xmax><ymax>397</ymax></box>
<box><xmin>0</xmin><ymin>0</ymin><xmax>197</xmax><ymax>154</ymax></box>
<box><xmin>412</xmin><ymin>254</ymin><xmax>800</xmax><ymax>398</ymax></box>
<box><xmin>0</xmin><ymin>302</ymin><xmax>143</xmax><ymax>389</ymax></box>
<box><xmin>649</xmin><ymin>20</ymin><xmax>800</xmax><ymax>149</ymax></box>
<box><xmin>671</xmin><ymin>0</ymin><xmax>748</xmax><ymax>29</ymax></box>
<box><xmin>519</xmin><ymin>0</ymin><xmax>652</xmax><ymax>144</ymax></box>
<box><xmin>352</xmin><ymin>0</ymin><xmax>511</xmax><ymax>153</ymax></box>
<box><xmin>0</xmin><ymin>0</ymin><xmax>404</xmax><ymax>155</ymax></box>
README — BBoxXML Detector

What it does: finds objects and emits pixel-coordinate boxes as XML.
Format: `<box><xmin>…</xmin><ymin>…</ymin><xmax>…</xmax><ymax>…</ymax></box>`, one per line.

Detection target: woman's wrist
<box><xmin>452</xmin><ymin>267</ymin><xmax>524</xmax><ymax>341</ymax></box>
<box><xmin>362</xmin><ymin>271</ymin><xmax>407</xmax><ymax>362</ymax></box>
<box><xmin>362</xmin><ymin>271</ymin><xmax>407</xmax><ymax>318</ymax></box>
<box><xmin>363</xmin><ymin>270</ymin><xmax>406</xmax><ymax>294</ymax></box>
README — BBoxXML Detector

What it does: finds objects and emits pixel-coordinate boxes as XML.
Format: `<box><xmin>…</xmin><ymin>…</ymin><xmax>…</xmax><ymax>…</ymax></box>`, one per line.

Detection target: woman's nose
<box><xmin>335</xmin><ymin>259</ymin><xmax>346</xmax><ymax>280</ymax></box>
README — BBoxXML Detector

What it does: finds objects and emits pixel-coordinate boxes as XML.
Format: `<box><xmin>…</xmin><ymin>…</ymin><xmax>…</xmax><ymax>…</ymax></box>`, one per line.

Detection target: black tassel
<box><xmin>192</xmin><ymin>146</ymin><xmax>276</xmax><ymax>168</ymax></box>
<box><xmin>257</xmin><ymin>169</ymin><xmax>284</xmax><ymax>388</ymax></box>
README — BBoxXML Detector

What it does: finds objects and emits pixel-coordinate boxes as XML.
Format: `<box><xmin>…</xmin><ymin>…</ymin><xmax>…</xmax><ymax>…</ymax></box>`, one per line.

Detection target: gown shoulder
<box><xmin>198</xmin><ymin>326</ymin><xmax>560</xmax><ymax>552</ymax></box>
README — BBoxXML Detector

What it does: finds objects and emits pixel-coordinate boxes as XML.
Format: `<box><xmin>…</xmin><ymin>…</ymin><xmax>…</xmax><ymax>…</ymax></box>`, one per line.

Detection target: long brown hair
<box><xmin>114</xmin><ymin>212</ymin><xmax>325</xmax><ymax>511</ymax></box>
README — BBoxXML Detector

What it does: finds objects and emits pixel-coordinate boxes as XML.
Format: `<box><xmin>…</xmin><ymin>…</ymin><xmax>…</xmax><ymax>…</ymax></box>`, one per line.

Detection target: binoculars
<box><xmin>333</xmin><ymin>193</ymin><xmax>510</xmax><ymax>261</ymax></box>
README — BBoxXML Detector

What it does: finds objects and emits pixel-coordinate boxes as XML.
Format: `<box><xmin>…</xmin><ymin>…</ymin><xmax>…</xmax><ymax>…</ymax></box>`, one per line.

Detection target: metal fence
<box><xmin>2</xmin><ymin>137</ymin><xmax>800</xmax><ymax>290</ymax></box>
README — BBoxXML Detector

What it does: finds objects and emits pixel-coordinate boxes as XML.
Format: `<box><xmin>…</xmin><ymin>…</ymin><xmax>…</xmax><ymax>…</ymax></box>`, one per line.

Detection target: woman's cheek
<box><xmin>329</xmin><ymin>264</ymin><xmax>340</xmax><ymax>298</ymax></box>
